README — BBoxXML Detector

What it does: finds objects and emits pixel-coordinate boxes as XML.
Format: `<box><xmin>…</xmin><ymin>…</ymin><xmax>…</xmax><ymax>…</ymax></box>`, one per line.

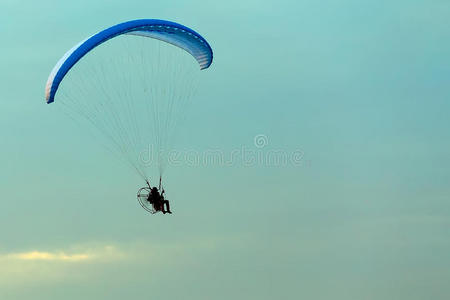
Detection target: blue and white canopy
<box><xmin>45</xmin><ymin>19</ymin><xmax>213</xmax><ymax>103</ymax></box>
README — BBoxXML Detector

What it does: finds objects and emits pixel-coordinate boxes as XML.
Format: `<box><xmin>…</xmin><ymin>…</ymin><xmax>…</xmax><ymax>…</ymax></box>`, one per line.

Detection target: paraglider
<box><xmin>45</xmin><ymin>19</ymin><xmax>213</xmax><ymax>214</ymax></box>
<box><xmin>137</xmin><ymin>178</ymin><xmax>172</xmax><ymax>214</ymax></box>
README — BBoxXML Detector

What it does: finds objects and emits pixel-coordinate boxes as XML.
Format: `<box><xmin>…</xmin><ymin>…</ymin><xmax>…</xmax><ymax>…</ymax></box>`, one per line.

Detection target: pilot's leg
<box><xmin>160</xmin><ymin>201</ymin><xmax>166</xmax><ymax>213</ymax></box>
<box><xmin>163</xmin><ymin>200</ymin><xmax>172</xmax><ymax>214</ymax></box>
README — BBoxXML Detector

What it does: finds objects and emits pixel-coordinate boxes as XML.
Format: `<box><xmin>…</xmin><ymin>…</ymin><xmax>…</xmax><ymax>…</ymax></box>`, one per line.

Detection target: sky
<box><xmin>1</xmin><ymin>0</ymin><xmax>450</xmax><ymax>299</ymax></box>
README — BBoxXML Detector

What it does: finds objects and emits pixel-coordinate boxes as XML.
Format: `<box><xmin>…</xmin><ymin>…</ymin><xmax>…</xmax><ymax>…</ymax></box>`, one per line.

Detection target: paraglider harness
<box><xmin>136</xmin><ymin>177</ymin><xmax>172</xmax><ymax>214</ymax></box>
<box><xmin>137</xmin><ymin>177</ymin><xmax>172</xmax><ymax>214</ymax></box>
<box><xmin>146</xmin><ymin>178</ymin><xmax>165</xmax><ymax>208</ymax></box>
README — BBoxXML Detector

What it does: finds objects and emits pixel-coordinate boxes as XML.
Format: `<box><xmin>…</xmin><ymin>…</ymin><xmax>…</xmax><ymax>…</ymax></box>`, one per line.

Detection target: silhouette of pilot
<box><xmin>148</xmin><ymin>187</ymin><xmax>172</xmax><ymax>214</ymax></box>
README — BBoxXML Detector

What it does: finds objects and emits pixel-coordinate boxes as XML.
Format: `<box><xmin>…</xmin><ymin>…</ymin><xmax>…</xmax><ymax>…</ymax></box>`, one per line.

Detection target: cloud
<box><xmin>0</xmin><ymin>236</ymin><xmax>231</xmax><ymax>290</ymax></box>
<box><xmin>0</xmin><ymin>245</ymin><xmax>123</xmax><ymax>263</ymax></box>
<box><xmin>0</xmin><ymin>244</ymin><xmax>127</xmax><ymax>289</ymax></box>
<box><xmin>4</xmin><ymin>251</ymin><xmax>90</xmax><ymax>262</ymax></box>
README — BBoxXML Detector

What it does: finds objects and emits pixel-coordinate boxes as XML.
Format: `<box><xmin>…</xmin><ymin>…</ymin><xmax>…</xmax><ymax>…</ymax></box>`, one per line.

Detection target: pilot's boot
<box><xmin>164</xmin><ymin>201</ymin><xmax>172</xmax><ymax>214</ymax></box>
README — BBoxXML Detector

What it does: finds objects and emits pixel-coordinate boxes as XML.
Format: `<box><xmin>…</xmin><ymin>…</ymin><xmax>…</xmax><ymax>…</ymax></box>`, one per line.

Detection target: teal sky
<box><xmin>1</xmin><ymin>0</ymin><xmax>450</xmax><ymax>299</ymax></box>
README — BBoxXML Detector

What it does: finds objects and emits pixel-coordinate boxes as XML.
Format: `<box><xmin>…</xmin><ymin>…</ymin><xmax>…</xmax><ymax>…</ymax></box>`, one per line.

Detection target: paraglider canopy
<box><xmin>44</xmin><ymin>18</ymin><xmax>213</xmax><ymax>196</ymax></box>
<box><xmin>45</xmin><ymin>19</ymin><xmax>213</xmax><ymax>103</ymax></box>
